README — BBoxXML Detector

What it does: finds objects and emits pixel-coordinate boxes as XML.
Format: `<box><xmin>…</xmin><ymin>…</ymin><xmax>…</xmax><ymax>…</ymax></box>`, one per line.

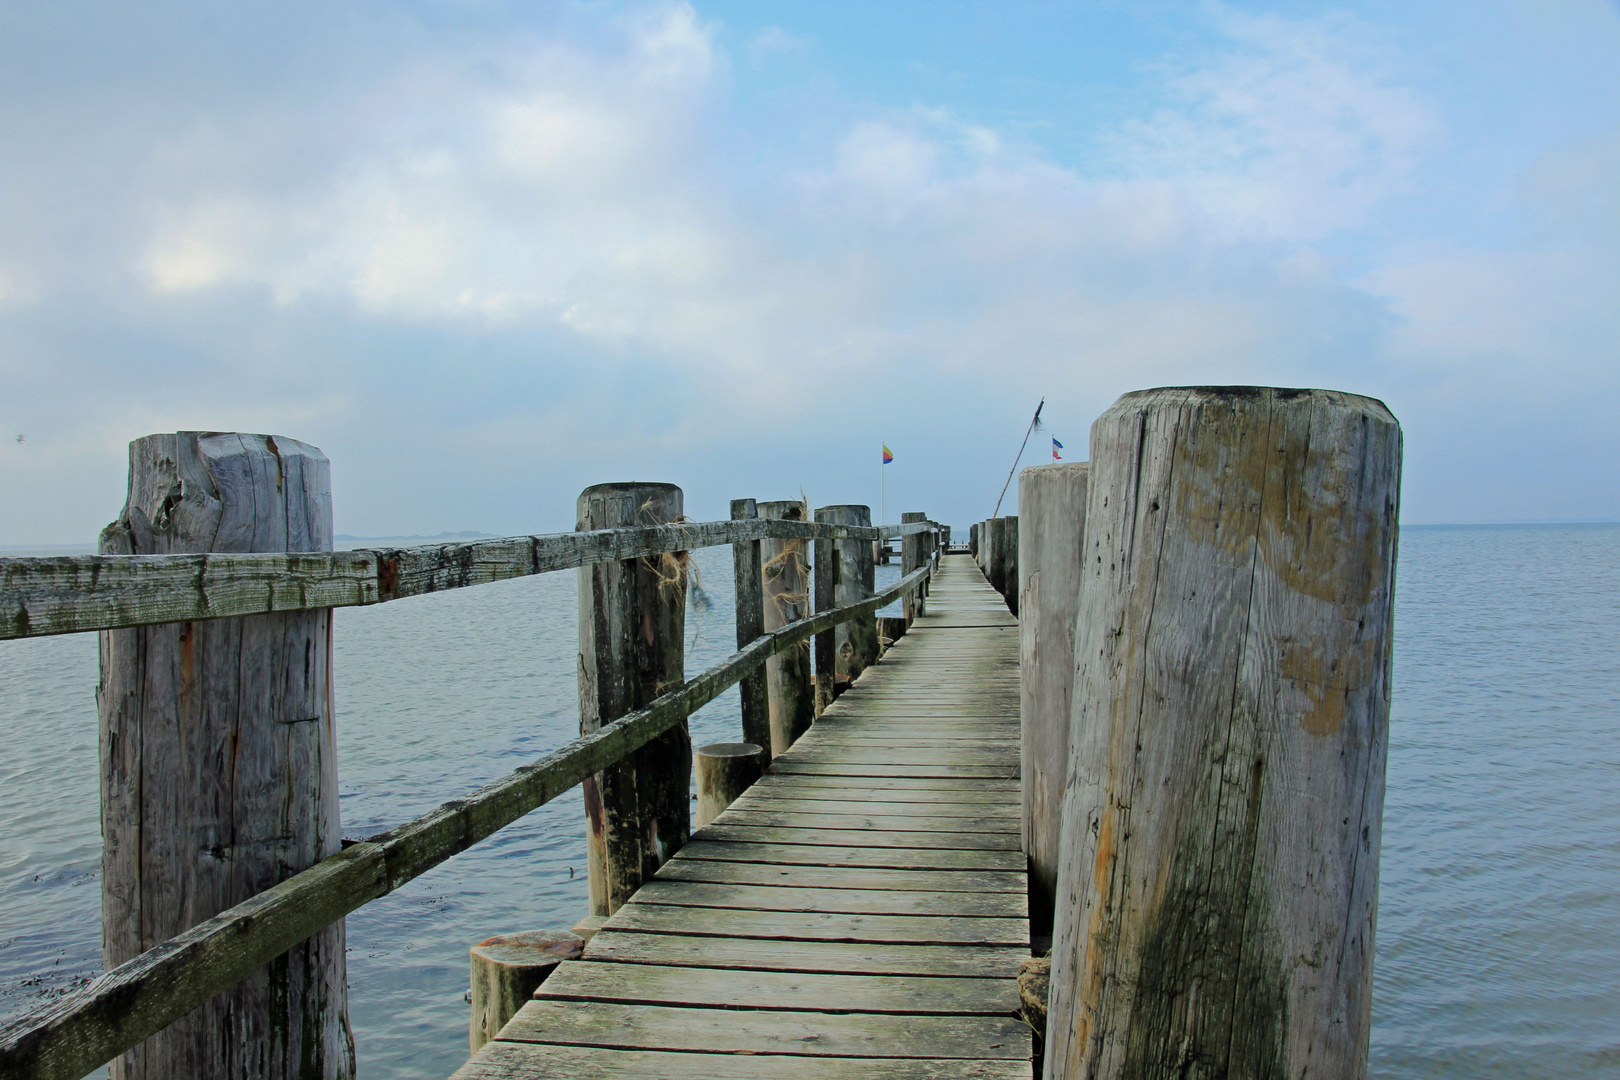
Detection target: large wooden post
<box><xmin>758</xmin><ymin>499</ymin><xmax>814</xmax><ymax>755</ymax></box>
<box><xmin>1016</xmin><ymin>462</ymin><xmax>1090</xmax><ymax>945</ymax></box>
<box><xmin>729</xmin><ymin>499</ymin><xmax>770</xmax><ymax>757</ymax></box>
<box><xmin>1000</xmin><ymin>515</ymin><xmax>1020</xmax><ymax>615</ymax></box>
<box><xmin>984</xmin><ymin>517</ymin><xmax>1004</xmax><ymax>591</ymax></box>
<box><xmin>901</xmin><ymin>511</ymin><xmax>928</xmax><ymax>624</ymax></box>
<box><xmin>1044</xmin><ymin>387</ymin><xmax>1402</xmax><ymax>1080</ymax></box>
<box><xmin>814</xmin><ymin>505</ymin><xmax>878</xmax><ymax>706</ymax></box>
<box><xmin>98</xmin><ymin>432</ymin><xmax>353</xmax><ymax>1080</ymax></box>
<box><xmin>577</xmin><ymin>482</ymin><xmax>689</xmax><ymax>919</ymax></box>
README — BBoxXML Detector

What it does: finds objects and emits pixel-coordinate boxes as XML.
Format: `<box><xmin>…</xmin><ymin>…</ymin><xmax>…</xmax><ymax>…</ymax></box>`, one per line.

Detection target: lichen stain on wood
<box><xmin>1278</xmin><ymin>636</ymin><xmax>1380</xmax><ymax>737</ymax></box>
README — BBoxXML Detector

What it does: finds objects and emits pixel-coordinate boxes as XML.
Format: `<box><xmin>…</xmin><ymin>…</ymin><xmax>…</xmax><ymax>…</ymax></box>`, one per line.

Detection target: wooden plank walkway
<box><xmin>454</xmin><ymin>554</ymin><xmax>1028</xmax><ymax>1079</ymax></box>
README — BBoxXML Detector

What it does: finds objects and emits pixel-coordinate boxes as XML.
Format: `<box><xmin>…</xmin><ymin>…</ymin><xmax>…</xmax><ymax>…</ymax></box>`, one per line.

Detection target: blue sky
<box><xmin>1</xmin><ymin>1</ymin><xmax>1617</xmax><ymax>542</ymax></box>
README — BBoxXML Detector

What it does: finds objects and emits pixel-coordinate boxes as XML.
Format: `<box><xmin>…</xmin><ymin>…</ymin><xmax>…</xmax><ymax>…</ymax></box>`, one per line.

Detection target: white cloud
<box><xmin>3</xmin><ymin>1</ymin><xmax>1614</xmax><ymax>539</ymax></box>
<box><xmin>748</xmin><ymin>25</ymin><xmax>813</xmax><ymax>65</ymax></box>
<box><xmin>106</xmin><ymin>2</ymin><xmax>1440</xmax><ymax>435</ymax></box>
<box><xmin>1106</xmin><ymin>8</ymin><xmax>1439</xmax><ymax>242</ymax></box>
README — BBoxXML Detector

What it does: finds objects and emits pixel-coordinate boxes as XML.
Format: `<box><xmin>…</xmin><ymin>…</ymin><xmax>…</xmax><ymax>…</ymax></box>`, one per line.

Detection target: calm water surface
<box><xmin>1</xmin><ymin>529</ymin><xmax>1616</xmax><ymax>1077</ymax></box>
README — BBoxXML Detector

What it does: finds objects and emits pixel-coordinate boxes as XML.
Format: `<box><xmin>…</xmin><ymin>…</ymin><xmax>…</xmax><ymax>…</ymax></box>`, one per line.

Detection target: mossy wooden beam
<box><xmin>1</xmin><ymin>519</ymin><xmax>944</xmax><ymax>640</ymax></box>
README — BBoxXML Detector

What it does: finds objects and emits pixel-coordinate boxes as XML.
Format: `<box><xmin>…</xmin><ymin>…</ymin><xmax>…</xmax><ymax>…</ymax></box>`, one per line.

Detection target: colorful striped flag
<box><xmin>882</xmin><ymin>444</ymin><xmax>893</xmax><ymax>464</ymax></box>
<box><xmin>1052</xmin><ymin>437</ymin><xmax>1063</xmax><ymax>461</ymax></box>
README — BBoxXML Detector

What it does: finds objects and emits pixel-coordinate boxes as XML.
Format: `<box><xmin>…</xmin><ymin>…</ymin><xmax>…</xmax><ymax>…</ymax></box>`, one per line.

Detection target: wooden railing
<box><xmin>0</xmin><ymin>518</ymin><xmax>926</xmax><ymax>640</ymax></box>
<box><xmin>0</xmin><ymin>508</ymin><xmax>947</xmax><ymax>1080</ymax></box>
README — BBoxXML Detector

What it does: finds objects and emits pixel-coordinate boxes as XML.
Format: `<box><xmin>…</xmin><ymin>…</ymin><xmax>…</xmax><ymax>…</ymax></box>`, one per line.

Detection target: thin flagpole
<box><xmin>991</xmin><ymin>398</ymin><xmax>1044</xmax><ymax>519</ymax></box>
<box><xmin>880</xmin><ymin>442</ymin><xmax>885</xmax><ymax>528</ymax></box>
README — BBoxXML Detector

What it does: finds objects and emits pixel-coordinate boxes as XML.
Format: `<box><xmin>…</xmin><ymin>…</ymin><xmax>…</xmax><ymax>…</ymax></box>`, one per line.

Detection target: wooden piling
<box><xmin>983</xmin><ymin>517</ymin><xmax>1004</xmax><ymax>593</ymax></box>
<box><xmin>757</xmin><ymin>499</ymin><xmax>814</xmax><ymax>756</ymax></box>
<box><xmin>989</xmin><ymin>515</ymin><xmax>1019</xmax><ymax>615</ymax></box>
<box><xmin>901</xmin><ymin>511</ymin><xmax>928</xmax><ymax>624</ymax></box>
<box><xmin>1016</xmin><ymin>462</ymin><xmax>1090</xmax><ymax>946</ymax></box>
<box><xmin>577</xmin><ymin>482</ymin><xmax>689</xmax><ymax>919</ymax></box>
<box><xmin>694</xmin><ymin>742</ymin><xmax>767</xmax><ymax>827</ymax></box>
<box><xmin>877</xmin><ymin>615</ymin><xmax>908</xmax><ymax>653</ymax></box>
<box><xmin>813</xmin><ymin>504</ymin><xmax>878</xmax><ymax>709</ymax></box>
<box><xmin>1044</xmin><ymin>387</ymin><xmax>1402</xmax><ymax>1080</ymax></box>
<box><xmin>97</xmin><ymin>432</ymin><xmax>353</xmax><ymax>1080</ymax></box>
<box><xmin>729</xmin><ymin>500</ymin><xmax>770</xmax><ymax>758</ymax></box>
<box><xmin>469</xmin><ymin>931</ymin><xmax>584</xmax><ymax>1054</ymax></box>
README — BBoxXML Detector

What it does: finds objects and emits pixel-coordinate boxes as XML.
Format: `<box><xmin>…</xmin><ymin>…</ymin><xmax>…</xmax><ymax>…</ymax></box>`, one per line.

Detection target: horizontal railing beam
<box><xmin>1</xmin><ymin>518</ymin><xmax>943</xmax><ymax>640</ymax></box>
<box><xmin>0</xmin><ymin>561</ymin><xmax>933</xmax><ymax>1080</ymax></box>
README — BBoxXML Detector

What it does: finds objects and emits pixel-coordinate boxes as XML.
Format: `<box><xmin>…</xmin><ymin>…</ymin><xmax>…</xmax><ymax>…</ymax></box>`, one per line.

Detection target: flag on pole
<box><xmin>882</xmin><ymin>444</ymin><xmax>893</xmax><ymax>464</ymax></box>
<box><xmin>1052</xmin><ymin>437</ymin><xmax>1063</xmax><ymax>461</ymax></box>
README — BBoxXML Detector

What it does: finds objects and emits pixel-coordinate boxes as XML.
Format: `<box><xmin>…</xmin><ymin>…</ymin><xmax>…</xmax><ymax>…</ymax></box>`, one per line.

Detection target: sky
<box><xmin>1</xmin><ymin>0</ymin><xmax>1617</xmax><ymax>543</ymax></box>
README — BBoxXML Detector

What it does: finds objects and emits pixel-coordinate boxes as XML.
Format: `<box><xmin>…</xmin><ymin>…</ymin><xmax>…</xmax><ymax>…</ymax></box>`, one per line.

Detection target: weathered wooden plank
<box><xmin>776</xmin><ymin>747</ymin><xmax>1021</xmax><ymax>767</ymax></box>
<box><xmin>582</xmin><ymin>930</ymin><xmax>1028</xmax><ymax>977</ymax></box>
<box><xmin>715</xmin><ymin>809</ymin><xmax>1019</xmax><ymax>834</ymax></box>
<box><xmin>768</xmin><ymin>763</ymin><xmax>1018</xmax><ymax>779</ymax></box>
<box><xmin>747</xmin><ymin>774</ymin><xmax>1018</xmax><ymax>794</ymax></box>
<box><xmin>673</xmin><ymin>839</ymin><xmax>1023</xmax><ymax>871</ymax></box>
<box><xmin>604</xmin><ymin>903</ymin><xmax>1026</xmax><ymax>946</ymax></box>
<box><xmin>784</xmin><ymin>743</ymin><xmax>1017</xmax><ymax>757</ymax></box>
<box><xmin>454</xmin><ymin>1041</ymin><xmax>1032</xmax><ymax>1080</ymax></box>
<box><xmin>630</xmin><ymin>880</ymin><xmax>1026</xmax><ymax>917</ymax></box>
<box><xmin>537</xmin><ymin>961</ymin><xmax>1018</xmax><ymax>1014</ymax></box>
<box><xmin>652</xmin><ymin>860</ymin><xmax>1025</xmax><ymax>895</ymax></box>
<box><xmin>726</xmin><ymin>795</ymin><xmax>1020</xmax><ymax>818</ymax></box>
<box><xmin>794</xmin><ymin>731</ymin><xmax>1016</xmax><ymax>743</ymax></box>
<box><xmin>500</xmin><ymin>999</ymin><xmax>1029</xmax><ymax>1059</ymax></box>
<box><xmin>737</xmin><ymin>786</ymin><xmax>1018</xmax><ymax>806</ymax></box>
<box><xmin>693</xmin><ymin>823</ymin><xmax>1021</xmax><ymax>852</ymax></box>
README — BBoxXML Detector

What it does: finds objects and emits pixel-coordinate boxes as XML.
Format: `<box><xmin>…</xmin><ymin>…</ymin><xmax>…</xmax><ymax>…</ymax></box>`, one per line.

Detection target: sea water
<box><xmin>1</xmin><ymin>529</ymin><xmax>1616</xmax><ymax>1077</ymax></box>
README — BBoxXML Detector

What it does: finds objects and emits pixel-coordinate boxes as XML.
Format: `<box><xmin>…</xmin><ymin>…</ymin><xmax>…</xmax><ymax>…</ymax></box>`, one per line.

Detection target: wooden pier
<box><xmin>0</xmin><ymin>387</ymin><xmax>1405</xmax><ymax>1080</ymax></box>
<box><xmin>456</xmin><ymin>554</ymin><xmax>1027</xmax><ymax>1079</ymax></box>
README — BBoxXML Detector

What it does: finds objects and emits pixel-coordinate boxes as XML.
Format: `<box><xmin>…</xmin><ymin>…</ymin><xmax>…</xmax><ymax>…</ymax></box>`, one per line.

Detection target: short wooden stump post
<box><xmin>468</xmin><ymin>931</ymin><xmax>585</xmax><ymax>1054</ymax></box>
<box><xmin>1044</xmin><ymin>387</ymin><xmax>1402</xmax><ymax>1080</ymax></box>
<box><xmin>695</xmin><ymin>742</ymin><xmax>767</xmax><ymax>827</ymax></box>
